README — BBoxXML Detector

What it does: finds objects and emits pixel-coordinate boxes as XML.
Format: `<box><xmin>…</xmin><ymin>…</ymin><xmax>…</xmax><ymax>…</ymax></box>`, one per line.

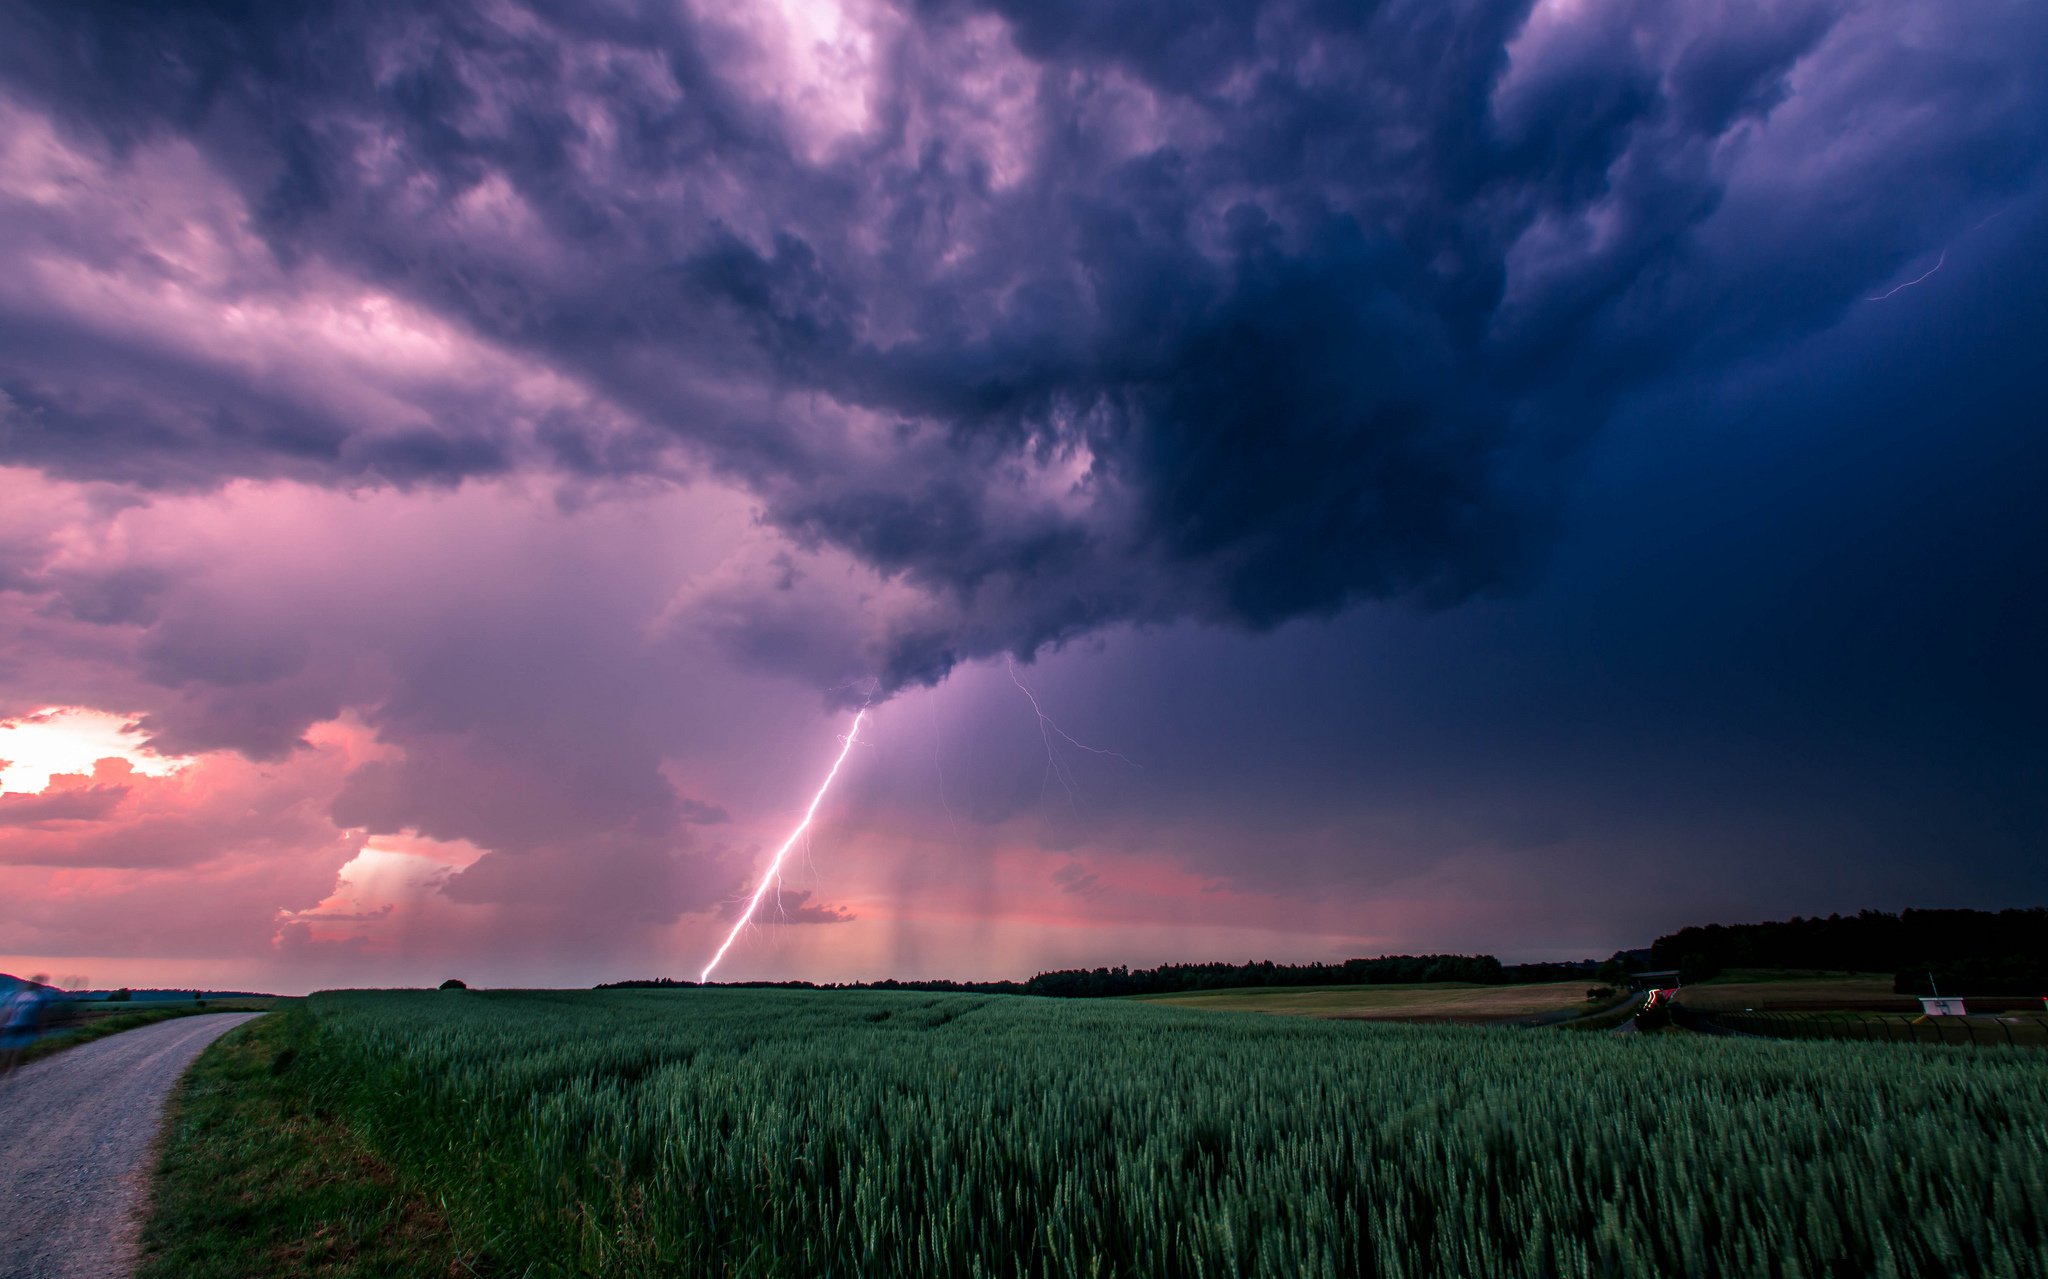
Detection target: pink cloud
<box><xmin>0</xmin><ymin>465</ymin><xmax>959</xmax><ymax>987</ymax></box>
<box><xmin>0</xmin><ymin>766</ymin><xmax>130</xmax><ymax>827</ymax></box>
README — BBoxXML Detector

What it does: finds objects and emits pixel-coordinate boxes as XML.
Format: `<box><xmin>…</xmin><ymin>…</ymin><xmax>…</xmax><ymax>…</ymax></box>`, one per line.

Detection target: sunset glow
<box><xmin>0</xmin><ymin>708</ymin><xmax>191</xmax><ymax>795</ymax></box>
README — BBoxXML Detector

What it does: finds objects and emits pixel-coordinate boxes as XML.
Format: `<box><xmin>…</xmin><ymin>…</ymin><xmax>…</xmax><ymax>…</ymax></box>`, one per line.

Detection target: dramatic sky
<box><xmin>2</xmin><ymin>0</ymin><xmax>2044</xmax><ymax>993</ymax></box>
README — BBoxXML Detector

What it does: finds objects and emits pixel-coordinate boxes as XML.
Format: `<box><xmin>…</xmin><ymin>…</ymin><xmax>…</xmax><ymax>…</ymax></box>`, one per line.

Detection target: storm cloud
<box><xmin>6</xmin><ymin>0</ymin><xmax>2036</xmax><ymax>689</ymax></box>
<box><xmin>2</xmin><ymin>0</ymin><xmax>2045</xmax><ymax>990</ymax></box>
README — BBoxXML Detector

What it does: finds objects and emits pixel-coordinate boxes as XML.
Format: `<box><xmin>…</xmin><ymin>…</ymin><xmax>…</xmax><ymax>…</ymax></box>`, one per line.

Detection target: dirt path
<box><xmin>0</xmin><ymin>1013</ymin><xmax>261</xmax><ymax>1279</ymax></box>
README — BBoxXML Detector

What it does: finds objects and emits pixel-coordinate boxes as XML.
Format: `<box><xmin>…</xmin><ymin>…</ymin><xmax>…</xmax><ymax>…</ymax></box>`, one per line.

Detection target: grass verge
<box><xmin>137</xmin><ymin>1005</ymin><xmax>477</xmax><ymax>1279</ymax></box>
<box><xmin>18</xmin><ymin>1000</ymin><xmax>278</xmax><ymax>1067</ymax></box>
<box><xmin>1560</xmin><ymin>992</ymin><xmax>1649</xmax><ymax>1033</ymax></box>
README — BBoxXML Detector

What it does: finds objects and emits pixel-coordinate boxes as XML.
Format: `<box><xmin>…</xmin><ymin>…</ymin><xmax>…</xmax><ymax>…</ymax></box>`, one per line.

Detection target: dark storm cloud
<box><xmin>717</xmin><ymin>887</ymin><xmax>856</xmax><ymax>925</ymax></box>
<box><xmin>34</xmin><ymin>564</ymin><xmax>171</xmax><ymax>627</ymax></box>
<box><xmin>1050</xmin><ymin>860</ymin><xmax>1103</xmax><ymax>898</ymax></box>
<box><xmin>996</xmin><ymin>179</ymin><xmax>2048</xmax><ymax>928</ymax></box>
<box><xmin>677</xmin><ymin>796</ymin><xmax>731</xmax><ymax>825</ymax></box>
<box><xmin>3</xmin><ymin>0</ymin><xmax>2044</xmax><ymax>691</ymax></box>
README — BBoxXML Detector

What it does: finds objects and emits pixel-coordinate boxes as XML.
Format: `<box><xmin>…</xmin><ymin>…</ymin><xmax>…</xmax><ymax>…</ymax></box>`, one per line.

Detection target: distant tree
<box><xmin>107</xmin><ymin>988</ymin><xmax>131</xmax><ymax>1002</ymax></box>
<box><xmin>438</xmin><ymin>978</ymin><xmax>467</xmax><ymax>991</ymax></box>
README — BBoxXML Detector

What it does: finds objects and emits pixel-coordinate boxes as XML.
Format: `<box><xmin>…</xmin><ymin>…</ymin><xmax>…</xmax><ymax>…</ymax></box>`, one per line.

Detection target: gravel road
<box><xmin>0</xmin><ymin>1013</ymin><xmax>261</xmax><ymax>1279</ymax></box>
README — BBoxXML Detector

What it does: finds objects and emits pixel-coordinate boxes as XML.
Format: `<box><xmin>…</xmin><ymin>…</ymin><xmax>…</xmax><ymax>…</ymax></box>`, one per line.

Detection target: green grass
<box><xmin>137</xmin><ymin>1006</ymin><xmax>473</xmax><ymax>1279</ymax></box>
<box><xmin>1675</xmin><ymin>973</ymin><xmax>1909</xmax><ymax>1011</ymax></box>
<box><xmin>133</xmin><ymin>987</ymin><xmax>2048</xmax><ymax>1277</ymax></box>
<box><xmin>16</xmin><ymin>998</ymin><xmax>279</xmax><ymax>1067</ymax></box>
<box><xmin>1698</xmin><ymin>1008</ymin><xmax>2048</xmax><ymax>1047</ymax></box>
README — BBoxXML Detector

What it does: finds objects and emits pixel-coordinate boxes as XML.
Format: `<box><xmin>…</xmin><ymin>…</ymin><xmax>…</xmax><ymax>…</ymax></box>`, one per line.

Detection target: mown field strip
<box><xmin>1128</xmin><ymin>979</ymin><xmax>1599</xmax><ymax>1019</ymax></box>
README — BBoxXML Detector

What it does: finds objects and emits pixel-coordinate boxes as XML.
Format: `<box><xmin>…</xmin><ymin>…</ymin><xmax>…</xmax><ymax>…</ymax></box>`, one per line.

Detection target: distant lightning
<box><xmin>1007</xmin><ymin>657</ymin><xmax>1136</xmax><ymax>804</ymax></box>
<box><xmin>1865</xmin><ymin>209</ymin><xmax>2010</xmax><ymax>304</ymax></box>
<box><xmin>1867</xmin><ymin>248</ymin><xmax>1945</xmax><ymax>301</ymax></box>
<box><xmin>699</xmin><ymin>708</ymin><xmax>867</xmax><ymax>983</ymax></box>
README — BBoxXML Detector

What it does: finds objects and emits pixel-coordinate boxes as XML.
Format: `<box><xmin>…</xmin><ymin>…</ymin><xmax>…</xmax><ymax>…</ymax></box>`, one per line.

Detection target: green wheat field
<box><xmin>269</xmin><ymin>988</ymin><xmax>2048</xmax><ymax>1277</ymax></box>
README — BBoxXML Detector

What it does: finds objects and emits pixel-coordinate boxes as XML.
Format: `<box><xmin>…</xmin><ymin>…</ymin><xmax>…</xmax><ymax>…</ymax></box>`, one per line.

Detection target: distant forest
<box><xmin>1649</xmin><ymin>908</ymin><xmax>2048</xmax><ymax>993</ymax></box>
<box><xmin>604</xmin><ymin>907</ymin><xmax>2048</xmax><ymax>998</ymax></box>
<box><xmin>603</xmin><ymin>953</ymin><xmax>1580</xmax><ymax>998</ymax></box>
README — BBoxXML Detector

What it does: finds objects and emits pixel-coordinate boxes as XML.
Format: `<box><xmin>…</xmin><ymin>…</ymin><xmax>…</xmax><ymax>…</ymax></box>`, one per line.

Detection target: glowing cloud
<box><xmin>0</xmin><ymin>708</ymin><xmax>191</xmax><ymax>794</ymax></box>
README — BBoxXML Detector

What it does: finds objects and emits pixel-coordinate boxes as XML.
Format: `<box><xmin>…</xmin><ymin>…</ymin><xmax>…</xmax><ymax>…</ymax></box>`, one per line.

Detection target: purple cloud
<box><xmin>0</xmin><ymin>0</ymin><xmax>2043</xmax><ymax>990</ymax></box>
<box><xmin>1</xmin><ymin>0</ymin><xmax>2035</xmax><ymax>693</ymax></box>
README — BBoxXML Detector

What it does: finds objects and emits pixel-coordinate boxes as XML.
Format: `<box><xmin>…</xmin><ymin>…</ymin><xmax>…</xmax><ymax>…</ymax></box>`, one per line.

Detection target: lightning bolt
<box><xmin>1007</xmin><ymin>656</ymin><xmax>1136</xmax><ymax>804</ymax></box>
<box><xmin>699</xmin><ymin>707</ymin><xmax>867</xmax><ymax>983</ymax></box>
<box><xmin>1867</xmin><ymin>248</ymin><xmax>1946</xmax><ymax>301</ymax></box>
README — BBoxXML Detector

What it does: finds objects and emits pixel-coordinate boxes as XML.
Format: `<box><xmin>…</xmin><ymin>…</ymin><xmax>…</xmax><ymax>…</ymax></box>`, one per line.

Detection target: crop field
<box><xmin>272</xmin><ymin>988</ymin><xmax>2048</xmax><ymax>1277</ymax></box>
<box><xmin>1128</xmin><ymin>980</ymin><xmax>1601</xmax><ymax>1021</ymax></box>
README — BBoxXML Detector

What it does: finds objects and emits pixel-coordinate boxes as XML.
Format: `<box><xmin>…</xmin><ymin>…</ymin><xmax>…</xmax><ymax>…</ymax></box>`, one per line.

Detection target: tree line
<box><xmin>1649</xmin><ymin>907</ymin><xmax>2048</xmax><ymax>993</ymax></box>
<box><xmin>600</xmin><ymin>906</ymin><xmax>2048</xmax><ymax>997</ymax></box>
<box><xmin>601</xmin><ymin>953</ymin><xmax>1521</xmax><ymax>997</ymax></box>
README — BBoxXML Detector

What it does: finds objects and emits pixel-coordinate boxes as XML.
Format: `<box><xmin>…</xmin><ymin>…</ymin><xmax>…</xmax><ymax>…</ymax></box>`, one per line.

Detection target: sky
<box><xmin>1</xmin><ymin>0</ymin><xmax>2044</xmax><ymax>994</ymax></box>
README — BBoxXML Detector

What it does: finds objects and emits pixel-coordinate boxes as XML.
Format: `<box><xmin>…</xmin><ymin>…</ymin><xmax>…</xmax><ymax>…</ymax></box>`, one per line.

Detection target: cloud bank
<box><xmin>2</xmin><ymin>0</ymin><xmax>2044</xmax><ymax>987</ymax></box>
<box><xmin>6</xmin><ymin>0</ymin><xmax>2036</xmax><ymax>689</ymax></box>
